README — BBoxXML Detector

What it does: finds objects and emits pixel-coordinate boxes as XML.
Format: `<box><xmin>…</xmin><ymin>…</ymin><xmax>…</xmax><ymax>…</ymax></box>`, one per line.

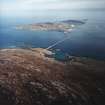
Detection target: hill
<box><xmin>0</xmin><ymin>48</ymin><xmax>105</xmax><ymax>105</ymax></box>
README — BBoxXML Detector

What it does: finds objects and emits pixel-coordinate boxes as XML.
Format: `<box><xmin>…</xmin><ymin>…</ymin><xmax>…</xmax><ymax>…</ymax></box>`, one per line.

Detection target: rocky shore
<box><xmin>0</xmin><ymin>48</ymin><xmax>105</xmax><ymax>105</ymax></box>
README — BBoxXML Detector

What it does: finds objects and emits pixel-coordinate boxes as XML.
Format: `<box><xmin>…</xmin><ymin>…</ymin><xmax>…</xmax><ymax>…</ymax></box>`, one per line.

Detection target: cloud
<box><xmin>1</xmin><ymin>0</ymin><xmax>105</xmax><ymax>17</ymax></box>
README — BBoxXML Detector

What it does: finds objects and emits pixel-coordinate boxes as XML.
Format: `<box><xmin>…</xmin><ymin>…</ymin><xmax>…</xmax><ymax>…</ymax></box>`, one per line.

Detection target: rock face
<box><xmin>0</xmin><ymin>48</ymin><xmax>105</xmax><ymax>105</ymax></box>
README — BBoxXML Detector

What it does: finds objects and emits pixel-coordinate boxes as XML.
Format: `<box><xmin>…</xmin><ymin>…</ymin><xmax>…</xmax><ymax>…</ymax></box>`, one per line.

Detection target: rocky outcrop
<box><xmin>0</xmin><ymin>48</ymin><xmax>105</xmax><ymax>105</ymax></box>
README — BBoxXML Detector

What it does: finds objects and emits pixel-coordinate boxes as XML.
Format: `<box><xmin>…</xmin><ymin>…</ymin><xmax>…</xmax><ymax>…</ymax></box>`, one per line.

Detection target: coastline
<box><xmin>15</xmin><ymin>20</ymin><xmax>83</xmax><ymax>33</ymax></box>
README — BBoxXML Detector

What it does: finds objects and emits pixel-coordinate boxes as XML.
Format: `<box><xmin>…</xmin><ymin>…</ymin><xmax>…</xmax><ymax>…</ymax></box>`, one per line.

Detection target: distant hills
<box><xmin>62</xmin><ymin>19</ymin><xmax>87</xmax><ymax>25</ymax></box>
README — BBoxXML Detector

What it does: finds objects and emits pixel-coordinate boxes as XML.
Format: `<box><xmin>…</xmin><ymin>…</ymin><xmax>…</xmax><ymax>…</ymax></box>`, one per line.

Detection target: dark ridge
<box><xmin>62</xmin><ymin>19</ymin><xmax>87</xmax><ymax>24</ymax></box>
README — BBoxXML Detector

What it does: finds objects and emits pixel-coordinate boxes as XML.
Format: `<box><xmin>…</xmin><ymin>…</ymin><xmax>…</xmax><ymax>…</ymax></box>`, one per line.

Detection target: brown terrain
<box><xmin>0</xmin><ymin>48</ymin><xmax>105</xmax><ymax>105</ymax></box>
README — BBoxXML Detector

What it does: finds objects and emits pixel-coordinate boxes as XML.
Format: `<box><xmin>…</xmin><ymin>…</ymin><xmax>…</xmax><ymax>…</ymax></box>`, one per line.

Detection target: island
<box><xmin>0</xmin><ymin>48</ymin><xmax>105</xmax><ymax>105</ymax></box>
<box><xmin>16</xmin><ymin>20</ymin><xmax>86</xmax><ymax>33</ymax></box>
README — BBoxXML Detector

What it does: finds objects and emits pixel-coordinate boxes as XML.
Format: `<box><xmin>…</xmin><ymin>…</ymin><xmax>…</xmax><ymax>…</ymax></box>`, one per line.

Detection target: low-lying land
<box><xmin>16</xmin><ymin>23</ymin><xmax>74</xmax><ymax>33</ymax></box>
<box><xmin>16</xmin><ymin>20</ymin><xmax>85</xmax><ymax>33</ymax></box>
<box><xmin>0</xmin><ymin>48</ymin><xmax>105</xmax><ymax>105</ymax></box>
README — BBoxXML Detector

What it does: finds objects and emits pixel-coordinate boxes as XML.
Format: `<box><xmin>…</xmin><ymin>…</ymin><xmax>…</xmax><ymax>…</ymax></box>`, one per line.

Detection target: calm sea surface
<box><xmin>0</xmin><ymin>9</ymin><xmax>105</xmax><ymax>60</ymax></box>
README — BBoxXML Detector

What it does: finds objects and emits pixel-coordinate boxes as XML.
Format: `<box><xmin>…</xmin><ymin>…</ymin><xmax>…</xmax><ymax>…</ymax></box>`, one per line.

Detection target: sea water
<box><xmin>0</xmin><ymin>9</ymin><xmax>105</xmax><ymax>60</ymax></box>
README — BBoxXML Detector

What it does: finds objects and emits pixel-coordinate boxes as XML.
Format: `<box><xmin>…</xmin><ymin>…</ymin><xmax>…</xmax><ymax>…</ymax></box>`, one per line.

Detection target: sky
<box><xmin>1</xmin><ymin>0</ymin><xmax>105</xmax><ymax>17</ymax></box>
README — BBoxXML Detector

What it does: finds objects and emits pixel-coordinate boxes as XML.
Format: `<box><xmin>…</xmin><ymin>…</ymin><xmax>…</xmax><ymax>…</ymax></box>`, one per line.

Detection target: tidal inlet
<box><xmin>0</xmin><ymin>0</ymin><xmax>105</xmax><ymax>105</ymax></box>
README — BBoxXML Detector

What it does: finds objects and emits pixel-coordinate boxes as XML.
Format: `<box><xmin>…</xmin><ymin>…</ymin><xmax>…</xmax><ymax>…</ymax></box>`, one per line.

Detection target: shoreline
<box><xmin>15</xmin><ymin>20</ymin><xmax>80</xmax><ymax>33</ymax></box>
<box><xmin>0</xmin><ymin>47</ymin><xmax>105</xmax><ymax>62</ymax></box>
